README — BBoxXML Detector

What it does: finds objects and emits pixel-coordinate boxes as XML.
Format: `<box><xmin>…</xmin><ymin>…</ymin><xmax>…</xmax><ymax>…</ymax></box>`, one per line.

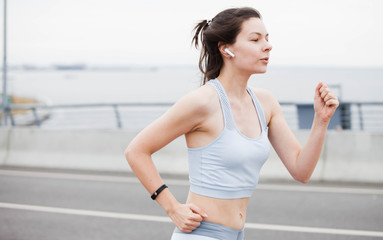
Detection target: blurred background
<box><xmin>1</xmin><ymin>0</ymin><xmax>382</xmax><ymax>130</ymax></box>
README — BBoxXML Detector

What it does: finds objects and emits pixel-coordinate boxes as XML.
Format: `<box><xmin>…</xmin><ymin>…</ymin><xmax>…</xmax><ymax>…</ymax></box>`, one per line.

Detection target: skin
<box><xmin>125</xmin><ymin>17</ymin><xmax>339</xmax><ymax>233</ymax></box>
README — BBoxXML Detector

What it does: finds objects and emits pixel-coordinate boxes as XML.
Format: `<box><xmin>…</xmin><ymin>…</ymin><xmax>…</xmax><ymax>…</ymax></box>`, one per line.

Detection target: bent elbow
<box><xmin>124</xmin><ymin>146</ymin><xmax>150</xmax><ymax>169</ymax></box>
<box><xmin>293</xmin><ymin>175</ymin><xmax>310</xmax><ymax>184</ymax></box>
<box><xmin>299</xmin><ymin>178</ymin><xmax>310</xmax><ymax>184</ymax></box>
<box><xmin>124</xmin><ymin>147</ymin><xmax>136</xmax><ymax>166</ymax></box>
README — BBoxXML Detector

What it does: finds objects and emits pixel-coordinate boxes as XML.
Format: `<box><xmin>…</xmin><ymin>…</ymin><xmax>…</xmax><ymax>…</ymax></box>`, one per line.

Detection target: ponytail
<box><xmin>192</xmin><ymin>20</ymin><xmax>209</xmax><ymax>49</ymax></box>
<box><xmin>192</xmin><ymin>19</ymin><xmax>222</xmax><ymax>85</ymax></box>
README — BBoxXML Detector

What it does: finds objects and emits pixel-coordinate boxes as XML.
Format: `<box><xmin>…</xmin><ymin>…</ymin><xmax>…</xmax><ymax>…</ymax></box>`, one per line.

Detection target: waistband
<box><xmin>173</xmin><ymin>221</ymin><xmax>244</xmax><ymax>240</ymax></box>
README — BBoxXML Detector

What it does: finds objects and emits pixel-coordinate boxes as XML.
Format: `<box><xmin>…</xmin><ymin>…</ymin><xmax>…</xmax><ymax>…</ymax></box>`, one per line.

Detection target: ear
<box><xmin>218</xmin><ymin>42</ymin><xmax>231</xmax><ymax>58</ymax></box>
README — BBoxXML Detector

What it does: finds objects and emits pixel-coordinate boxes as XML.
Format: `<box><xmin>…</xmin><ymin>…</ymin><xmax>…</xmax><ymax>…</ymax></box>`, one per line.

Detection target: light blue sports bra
<box><xmin>188</xmin><ymin>79</ymin><xmax>270</xmax><ymax>199</ymax></box>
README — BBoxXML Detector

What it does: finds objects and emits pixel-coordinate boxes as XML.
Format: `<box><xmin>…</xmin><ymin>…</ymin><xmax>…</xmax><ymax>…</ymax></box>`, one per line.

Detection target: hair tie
<box><xmin>207</xmin><ymin>19</ymin><xmax>212</xmax><ymax>26</ymax></box>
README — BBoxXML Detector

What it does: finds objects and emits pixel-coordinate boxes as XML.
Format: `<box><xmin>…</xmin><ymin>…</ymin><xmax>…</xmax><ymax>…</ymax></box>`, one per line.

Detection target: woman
<box><xmin>125</xmin><ymin>7</ymin><xmax>339</xmax><ymax>240</ymax></box>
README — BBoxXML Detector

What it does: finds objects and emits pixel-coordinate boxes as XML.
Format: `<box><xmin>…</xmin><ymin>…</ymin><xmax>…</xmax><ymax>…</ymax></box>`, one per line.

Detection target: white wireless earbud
<box><xmin>224</xmin><ymin>48</ymin><xmax>235</xmax><ymax>57</ymax></box>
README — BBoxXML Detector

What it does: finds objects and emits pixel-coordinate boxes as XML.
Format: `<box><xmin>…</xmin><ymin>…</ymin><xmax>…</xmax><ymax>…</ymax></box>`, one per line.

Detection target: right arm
<box><xmin>124</xmin><ymin>88</ymin><xmax>210</xmax><ymax>232</ymax></box>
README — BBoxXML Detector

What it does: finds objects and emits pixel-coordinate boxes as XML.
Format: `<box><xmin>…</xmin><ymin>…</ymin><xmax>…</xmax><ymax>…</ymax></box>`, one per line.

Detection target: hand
<box><xmin>314</xmin><ymin>82</ymin><xmax>339</xmax><ymax>124</ymax></box>
<box><xmin>167</xmin><ymin>203</ymin><xmax>208</xmax><ymax>233</ymax></box>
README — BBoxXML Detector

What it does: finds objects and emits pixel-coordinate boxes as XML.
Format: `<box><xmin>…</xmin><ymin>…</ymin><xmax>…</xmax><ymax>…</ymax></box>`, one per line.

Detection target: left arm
<box><xmin>267</xmin><ymin>82</ymin><xmax>339</xmax><ymax>183</ymax></box>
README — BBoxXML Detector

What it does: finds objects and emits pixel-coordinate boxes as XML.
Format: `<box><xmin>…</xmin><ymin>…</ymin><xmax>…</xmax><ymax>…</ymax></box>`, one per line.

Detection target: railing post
<box><xmin>9</xmin><ymin>108</ymin><xmax>15</xmax><ymax>126</ymax></box>
<box><xmin>357</xmin><ymin>103</ymin><xmax>364</xmax><ymax>131</ymax></box>
<box><xmin>113</xmin><ymin>104</ymin><xmax>122</xmax><ymax>129</ymax></box>
<box><xmin>32</xmin><ymin>107</ymin><xmax>41</xmax><ymax>126</ymax></box>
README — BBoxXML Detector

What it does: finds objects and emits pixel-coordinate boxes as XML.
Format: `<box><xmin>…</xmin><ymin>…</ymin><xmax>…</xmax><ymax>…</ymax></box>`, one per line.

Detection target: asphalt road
<box><xmin>0</xmin><ymin>166</ymin><xmax>382</xmax><ymax>240</ymax></box>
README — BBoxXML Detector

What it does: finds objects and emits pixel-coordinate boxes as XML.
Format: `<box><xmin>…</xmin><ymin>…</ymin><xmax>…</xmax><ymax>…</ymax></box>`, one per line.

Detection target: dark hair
<box><xmin>192</xmin><ymin>7</ymin><xmax>262</xmax><ymax>85</ymax></box>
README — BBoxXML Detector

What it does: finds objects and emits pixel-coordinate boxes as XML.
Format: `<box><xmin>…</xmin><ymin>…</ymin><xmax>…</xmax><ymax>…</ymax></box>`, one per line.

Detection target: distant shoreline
<box><xmin>3</xmin><ymin>64</ymin><xmax>383</xmax><ymax>72</ymax></box>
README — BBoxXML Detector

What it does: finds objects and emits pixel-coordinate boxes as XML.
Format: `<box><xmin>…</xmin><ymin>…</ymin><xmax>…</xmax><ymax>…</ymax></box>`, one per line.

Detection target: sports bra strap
<box><xmin>246</xmin><ymin>87</ymin><xmax>267</xmax><ymax>130</ymax></box>
<box><xmin>207</xmin><ymin>79</ymin><xmax>236</xmax><ymax>130</ymax></box>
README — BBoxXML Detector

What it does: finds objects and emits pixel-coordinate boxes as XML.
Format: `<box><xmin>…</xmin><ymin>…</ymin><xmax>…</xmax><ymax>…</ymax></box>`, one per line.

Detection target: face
<box><xmin>227</xmin><ymin>17</ymin><xmax>272</xmax><ymax>74</ymax></box>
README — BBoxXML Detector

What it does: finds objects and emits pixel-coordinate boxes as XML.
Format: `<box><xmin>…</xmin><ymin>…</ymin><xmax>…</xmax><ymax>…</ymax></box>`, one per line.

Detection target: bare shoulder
<box><xmin>176</xmin><ymin>83</ymin><xmax>218</xmax><ymax>114</ymax></box>
<box><xmin>249</xmin><ymin>87</ymin><xmax>280</xmax><ymax>125</ymax></box>
<box><xmin>162</xmin><ymin>83</ymin><xmax>218</xmax><ymax>134</ymax></box>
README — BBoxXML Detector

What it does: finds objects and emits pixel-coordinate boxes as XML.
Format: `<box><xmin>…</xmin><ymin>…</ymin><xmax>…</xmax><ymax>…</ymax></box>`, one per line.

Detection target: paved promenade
<box><xmin>0</xmin><ymin>166</ymin><xmax>382</xmax><ymax>240</ymax></box>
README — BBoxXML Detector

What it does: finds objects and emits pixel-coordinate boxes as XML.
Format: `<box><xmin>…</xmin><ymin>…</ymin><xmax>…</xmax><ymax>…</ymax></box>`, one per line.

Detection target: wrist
<box><xmin>313</xmin><ymin>114</ymin><xmax>330</xmax><ymax>128</ymax></box>
<box><xmin>155</xmin><ymin>188</ymin><xmax>180</xmax><ymax>215</ymax></box>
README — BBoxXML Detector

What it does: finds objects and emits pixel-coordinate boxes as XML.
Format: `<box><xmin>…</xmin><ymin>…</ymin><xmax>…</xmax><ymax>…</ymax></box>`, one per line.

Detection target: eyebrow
<box><xmin>250</xmin><ymin>32</ymin><xmax>269</xmax><ymax>37</ymax></box>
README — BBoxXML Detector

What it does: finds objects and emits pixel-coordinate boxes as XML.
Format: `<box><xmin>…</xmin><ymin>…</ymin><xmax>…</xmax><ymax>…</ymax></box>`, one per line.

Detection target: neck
<box><xmin>217</xmin><ymin>65</ymin><xmax>251</xmax><ymax>99</ymax></box>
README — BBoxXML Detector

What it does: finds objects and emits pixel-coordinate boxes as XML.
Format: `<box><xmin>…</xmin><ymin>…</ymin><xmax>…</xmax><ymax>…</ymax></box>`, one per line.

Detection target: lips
<box><xmin>260</xmin><ymin>57</ymin><xmax>269</xmax><ymax>63</ymax></box>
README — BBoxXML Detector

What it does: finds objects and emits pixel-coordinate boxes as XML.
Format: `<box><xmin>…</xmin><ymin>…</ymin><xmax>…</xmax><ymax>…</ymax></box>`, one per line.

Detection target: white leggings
<box><xmin>171</xmin><ymin>221</ymin><xmax>244</xmax><ymax>240</ymax></box>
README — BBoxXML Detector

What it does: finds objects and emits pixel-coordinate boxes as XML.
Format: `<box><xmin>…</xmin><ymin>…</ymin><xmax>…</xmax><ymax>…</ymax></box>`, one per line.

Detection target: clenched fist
<box><xmin>314</xmin><ymin>82</ymin><xmax>339</xmax><ymax>124</ymax></box>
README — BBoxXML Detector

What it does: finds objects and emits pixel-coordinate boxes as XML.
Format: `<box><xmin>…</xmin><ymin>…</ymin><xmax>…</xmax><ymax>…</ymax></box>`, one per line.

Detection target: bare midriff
<box><xmin>186</xmin><ymin>191</ymin><xmax>249</xmax><ymax>231</ymax></box>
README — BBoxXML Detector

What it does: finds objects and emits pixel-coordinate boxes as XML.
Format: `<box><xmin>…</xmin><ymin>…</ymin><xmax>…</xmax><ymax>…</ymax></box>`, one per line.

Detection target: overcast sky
<box><xmin>2</xmin><ymin>0</ymin><xmax>383</xmax><ymax>67</ymax></box>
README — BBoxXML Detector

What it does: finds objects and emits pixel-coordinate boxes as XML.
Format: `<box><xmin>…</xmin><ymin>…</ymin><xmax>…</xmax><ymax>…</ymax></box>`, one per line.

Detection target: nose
<box><xmin>263</xmin><ymin>41</ymin><xmax>272</xmax><ymax>52</ymax></box>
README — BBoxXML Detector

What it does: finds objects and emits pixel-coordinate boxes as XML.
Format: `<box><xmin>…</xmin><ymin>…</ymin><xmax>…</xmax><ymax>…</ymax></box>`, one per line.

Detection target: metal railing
<box><xmin>1</xmin><ymin>102</ymin><xmax>383</xmax><ymax>131</ymax></box>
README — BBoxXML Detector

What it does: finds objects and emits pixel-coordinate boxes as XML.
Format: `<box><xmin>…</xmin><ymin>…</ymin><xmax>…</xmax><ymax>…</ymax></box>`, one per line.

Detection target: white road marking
<box><xmin>0</xmin><ymin>202</ymin><xmax>170</xmax><ymax>223</ymax></box>
<box><xmin>1</xmin><ymin>202</ymin><xmax>382</xmax><ymax>237</ymax></box>
<box><xmin>0</xmin><ymin>169</ymin><xmax>382</xmax><ymax>195</ymax></box>
<box><xmin>245</xmin><ymin>222</ymin><xmax>383</xmax><ymax>237</ymax></box>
